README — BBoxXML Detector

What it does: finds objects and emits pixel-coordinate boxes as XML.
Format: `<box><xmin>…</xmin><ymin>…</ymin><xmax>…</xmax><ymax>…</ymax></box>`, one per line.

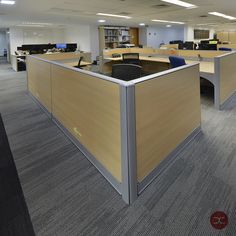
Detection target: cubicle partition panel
<box><xmin>37</xmin><ymin>52</ymin><xmax>92</xmax><ymax>62</ymax></box>
<box><xmin>27</xmin><ymin>56</ymin><xmax>52</xmax><ymax>114</ymax></box>
<box><xmin>27</xmin><ymin>55</ymin><xmax>201</xmax><ymax>204</ymax></box>
<box><xmin>215</xmin><ymin>52</ymin><xmax>236</xmax><ymax>109</ymax></box>
<box><xmin>133</xmin><ymin>64</ymin><xmax>201</xmax><ymax>192</ymax></box>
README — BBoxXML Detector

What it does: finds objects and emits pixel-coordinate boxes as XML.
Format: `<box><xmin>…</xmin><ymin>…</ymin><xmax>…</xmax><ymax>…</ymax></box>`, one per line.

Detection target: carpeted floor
<box><xmin>0</xmin><ymin>61</ymin><xmax>236</xmax><ymax>236</ymax></box>
<box><xmin>0</xmin><ymin>114</ymin><xmax>35</xmax><ymax>236</ymax></box>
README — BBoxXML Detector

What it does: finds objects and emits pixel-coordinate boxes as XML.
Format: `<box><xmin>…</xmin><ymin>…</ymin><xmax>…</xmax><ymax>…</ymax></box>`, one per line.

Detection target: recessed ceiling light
<box><xmin>160</xmin><ymin>0</ymin><xmax>196</xmax><ymax>8</ymax></box>
<box><xmin>96</xmin><ymin>13</ymin><xmax>131</xmax><ymax>19</ymax></box>
<box><xmin>98</xmin><ymin>19</ymin><xmax>106</xmax><ymax>23</ymax></box>
<box><xmin>0</xmin><ymin>0</ymin><xmax>15</xmax><ymax>5</ymax></box>
<box><xmin>152</xmin><ymin>19</ymin><xmax>185</xmax><ymax>24</ymax></box>
<box><xmin>139</xmin><ymin>23</ymin><xmax>145</xmax><ymax>26</ymax></box>
<box><xmin>208</xmin><ymin>12</ymin><xmax>236</xmax><ymax>20</ymax></box>
<box><xmin>166</xmin><ymin>25</ymin><xmax>172</xmax><ymax>27</ymax></box>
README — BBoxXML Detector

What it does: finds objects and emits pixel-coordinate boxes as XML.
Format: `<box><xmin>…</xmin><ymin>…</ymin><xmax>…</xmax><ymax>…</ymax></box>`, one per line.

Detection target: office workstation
<box><xmin>1</xmin><ymin>0</ymin><xmax>236</xmax><ymax>235</ymax></box>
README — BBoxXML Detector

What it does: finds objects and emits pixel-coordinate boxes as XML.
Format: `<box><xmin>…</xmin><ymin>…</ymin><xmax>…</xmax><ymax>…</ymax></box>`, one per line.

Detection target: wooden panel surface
<box><xmin>217</xmin><ymin>44</ymin><xmax>236</xmax><ymax>50</ymax></box>
<box><xmin>37</xmin><ymin>52</ymin><xmax>92</xmax><ymax>62</ymax></box>
<box><xmin>178</xmin><ymin>50</ymin><xmax>225</xmax><ymax>58</ymax></box>
<box><xmin>219</xmin><ymin>53</ymin><xmax>236</xmax><ymax>104</ymax></box>
<box><xmin>229</xmin><ymin>32</ymin><xmax>236</xmax><ymax>44</ymax></box>
<box><xmin>217</xmin><ymin>32</ymin><xmax>229</xmax><ymax>42</ymax></box>
<box><xmin>130</xmin><ymin>28</ymin><xmax>139</xmax><ymax>46</ymax></box>
<box><xmin>51</xmin><ymin>65</ymin><xmax>122</xmax><ymax>181</ymax></box>
<box><xmin>135</xmin><ymin>65</ymin><xmax>201</xmax><ymax>181</ymax></box>
<box><xmin>27</xmin><ymin>57</ymin><xmax>52</xmax><ymax>112</ymax></box>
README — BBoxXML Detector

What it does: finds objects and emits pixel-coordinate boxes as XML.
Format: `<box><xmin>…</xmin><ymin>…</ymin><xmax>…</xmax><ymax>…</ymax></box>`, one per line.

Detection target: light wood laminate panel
<box><xmin>27</xmin><ymin>57</ymin><xmax>52</xmax><ymax>112</ymax></box>
<box><xmin>51</xmin><ymin>65</ymin><xmax>122</xmax><ymax>181</ymax></box>
<box><xmin>217</xmin><ymin>32</ymin><xmax>229</xmax><ymax>42</ymax></box>
<box><xmin>229</xmin><ymin>32</ymin><xmax>236</xmax><ymax>44</ymax></box>
<box><xmin>37</xmin><ymin>52</ymin><xmax>92</xmax><ymax>62</ymax></box>
<box><xmin>135</xmin><ymin>65</ymin><xmax>201</xmax><ymax>181</ymax></box>
<box><xmin>219</xmin><ymin>53</ymin><xmax>236</xmax><ymax>104</ymax></box>
<box><xmin>178</xmin><ymin>50</ymin><xmax>225</xmax><ymax>58</ymax></box>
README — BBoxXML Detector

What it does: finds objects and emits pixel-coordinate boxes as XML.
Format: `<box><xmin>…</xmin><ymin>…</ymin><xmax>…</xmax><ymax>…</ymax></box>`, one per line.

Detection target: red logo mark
<box><xmin>210</xmin><ymin>211</ymin><xmax>228</xmax><ymax>230</ymax></box>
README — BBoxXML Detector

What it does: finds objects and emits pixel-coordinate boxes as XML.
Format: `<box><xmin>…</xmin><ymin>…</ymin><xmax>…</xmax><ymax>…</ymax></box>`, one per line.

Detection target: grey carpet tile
<box><xmin>0</xmin><ymin>63</ymin><xmax>236</xmax><ymax>236</ymax></box>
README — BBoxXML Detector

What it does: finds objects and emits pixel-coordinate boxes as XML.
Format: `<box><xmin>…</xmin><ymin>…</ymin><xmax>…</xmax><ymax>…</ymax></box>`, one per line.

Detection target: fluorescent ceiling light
<box><xmin>16</xmin><ymin>25</ymin><xmax>45</xmax><ymax>27</ymax></box>
<box><xmin>208</xmin><ymin>12</ymin><xmax>236</xmax><ymax>20</ymax></box>
<box><xmin>0</xmin><ymin>0</ymin><xmax>15</xmax><ymax>5</ymax></box>
<box><xmin>152</xmin><ymin>19</ymin><xmax>185</xmax><ymax>24</ymax></box>
<box><xmin>139</xmin><ymin>23</ymin><xmax>145</xmax><ymax>26</ymax></box>
<box><xmin>166</xmin><ymin>25</ymin><xmax>172</xmax><ymax>27</ymax></box>
<box><xmin>160</xmin><ymin>0</ymin><xmax>196</xmax><ymax>8</ymax></box>
<box><xmin>96</xmin><ymin>13</ymin><xmax>131</xmax><ymax>19</ymax></box>
<box><xmin>21</xmin><ymin>22</ymin><xmax>53</xmax><ymax>26</ymax></box>
<box><xmin>98</xmin><ymin>19</ymin><xmax>106</xmax><ymax>23</ymax></box>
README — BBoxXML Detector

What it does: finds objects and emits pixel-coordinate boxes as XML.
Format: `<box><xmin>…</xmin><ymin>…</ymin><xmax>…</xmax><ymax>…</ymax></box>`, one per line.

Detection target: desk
<box><xmin>11</xmin><ymin>55</ymin><xmax>26</xmax><ymax>72</ymax></box>
<box><xmin>103</xmin><ymin>55</ymin><xmax>214</xmax><ymax>76</ymax></box>
<box><xmin>63</xmin><ymin>61</ymin><xmax>92</xmax><ymax>67</ymax></box>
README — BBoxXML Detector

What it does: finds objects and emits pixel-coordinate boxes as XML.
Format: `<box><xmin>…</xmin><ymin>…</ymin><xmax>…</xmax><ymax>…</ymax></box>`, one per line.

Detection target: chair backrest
<box><xmin>122</xmin><ymin>53</ymin><xmax>140</xmax><ymax>65</ymax></box>
<box><xmin>169</xmin><ymin>56</ymin><xmax>186</xmax><ymax>68</ymax></box>
<box><xmin>219</xmin><ymin>47</ymin><xmax>232</xmax><ymax>51</ymax></box>
<box><xmin>112</xmin><ymin>64</ymin><xmax>142</xmax><ymax>81</ymax></box>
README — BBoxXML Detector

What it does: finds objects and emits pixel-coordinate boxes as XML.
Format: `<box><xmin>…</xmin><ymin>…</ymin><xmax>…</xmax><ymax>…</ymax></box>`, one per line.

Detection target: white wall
<box><xmin>90</xmin><ymin>26</ymin><xmax>99</xmax><ymax>61</ymax></box>
<box><xmin>9</xmin><ymin>27</ymin><xmax>65</xmax><ymax>54</ymax></box>
<box><xmin>139</xmin><ymin>27</ymin><xmax>147</xmax><ymax>46</ymax></box>
<box><xmin>64</xmin><ymin>25</ymin><xmax>90</xmax><ymax>52</ymax></box>
<box><xmin>139</xmin><ymin>26</ymin><xmax>185</xmax><ymax>48</ymax></box>
<box><xmin>184</xmin><ymin>26</ymin><xmax>215</xmax><ymax>42</ymax></box>
<box><xmin>0</xmin><ymin>31</ymin><xmax>8</xmax><ymax>56</ymax></box>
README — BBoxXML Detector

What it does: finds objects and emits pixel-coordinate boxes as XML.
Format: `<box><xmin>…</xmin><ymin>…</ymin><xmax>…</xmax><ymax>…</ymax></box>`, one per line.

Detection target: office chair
<box><xmin>169</xmin><ymin>56</ymin><xmax>186</xmax><ymax>68</ymax></box>
<box><xmin>219</xmin><ymin>47</ymin><xmax>232</xmax><ymax>51</ymax></box>
<box><xmin>122</xmin><ymin>53</ymin><xmax>140</xmax><ymax>65</ymax></box>
<box><xmin>112</xmin><ymin>64</ymin><xmax>142</xmax><ymax>81</ymax></box>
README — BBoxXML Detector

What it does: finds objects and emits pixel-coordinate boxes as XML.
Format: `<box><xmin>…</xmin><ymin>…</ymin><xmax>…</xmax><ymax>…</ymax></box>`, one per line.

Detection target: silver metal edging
<box><xmin>51</xmin><ymin>115</ymin><xmax>122</xmax><ymax>194</ymax></box>
<box><xmin>219</xmin><ymin>91</ymin><xmax>236</xmax><ymax>110</ymax></box>
<box><xmin>28</xmin><ymin>92</ymin><xmax>52</xmax><ymax>119</ymax></box>
<box><xmin>214</xmin><ymin>57</ymin><xmax>221</xmax><ymax>110</ymax></box>
<box><xmin>126</xmin><ymin>63</ymin><xmax>199</xmax><ymax>86</ymax></box>
<box><xmin>28</xmin><ymin>55</ymin><xmax>127</xmax><ymax>86</ymax></box>
<box><xmin>137</xmin><ymin>126</ymin><xmax>201</xmax><ymax>194</ymax></box>
<box><xmin>120</xmin><ymin>84</ymin><xmax>138</xmax><ymax>204</ymax></box>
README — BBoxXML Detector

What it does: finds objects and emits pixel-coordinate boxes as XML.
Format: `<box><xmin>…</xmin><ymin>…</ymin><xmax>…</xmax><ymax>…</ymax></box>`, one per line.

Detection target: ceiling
<box><xmin>1</xmin><ymin>0</ymin><xmax>236</xmax><ymax>29</ymax></box>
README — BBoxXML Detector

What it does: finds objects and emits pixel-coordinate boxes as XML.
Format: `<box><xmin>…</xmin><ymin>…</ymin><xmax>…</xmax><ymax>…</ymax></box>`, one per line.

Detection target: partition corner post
<box><xmin>120</xmin><ymin>83</ymin><xmax>138</xmax><ymax>204</ymax></box>
<box><xmin>214</xmin><ymin>57</ymin><xmax>221</xmax><ymax>109</ymax></box>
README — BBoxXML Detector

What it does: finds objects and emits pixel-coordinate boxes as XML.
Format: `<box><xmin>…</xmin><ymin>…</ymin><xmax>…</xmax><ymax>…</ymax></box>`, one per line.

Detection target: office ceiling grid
<box><xmin>1</xmin><ymin>0</ymin><xmax>236</xmax><ymax>28</ymax></box>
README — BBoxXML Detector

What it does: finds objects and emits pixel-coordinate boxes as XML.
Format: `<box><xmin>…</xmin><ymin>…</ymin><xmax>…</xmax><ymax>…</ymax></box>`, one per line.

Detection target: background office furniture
<box><xmin>122</xmin><ymin>53</ymin><xmax>140</xmax><ymax>65</ymax></box>
<box><xmin>27</xmin><ymin>54</ymin><xmax>201</xmax><ymax>204</ymax></box>
<box><xmin>112</xmin><ymin>64</ymin><xmax>142</xmax><ymax>81</ymax></box>
<box><xmin>98</xmin><ymin>26</ymin><xmax>139</xmax><ymax>54</ymax></box>
<box><xmin>11</xmin><ymin>55</ymin><xmax>26</xmax><ymax>72</ymax></box>
<box><xmin>103</xmin><ymin>48</ymin><xmax>236</xmax><ymax>110</ymax></box>
<box><xmin>169</xmin><ymin>56</ymin><xmax>186</xmax><ymax>68</ymax></box>
<box><xmin>219</xmin><ymin>47</ymin><xmax>232</xmax><ymax>51</ymax></box>
<box><xmin>20</xmin><ymin>43</ymin><xmax>77</xmax><ymax>54</ymax></box>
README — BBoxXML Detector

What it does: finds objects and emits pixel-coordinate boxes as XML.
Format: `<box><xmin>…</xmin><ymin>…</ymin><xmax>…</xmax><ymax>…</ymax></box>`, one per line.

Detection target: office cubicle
<box><xmin>103</xmin><ymin>48</ymin><xmax>236</xmax><ymax>110</ymax></box>
<box><xmin>27</xmin><ymin>53</ymin><xmax>201</xmax><ymax>204</ymax></box>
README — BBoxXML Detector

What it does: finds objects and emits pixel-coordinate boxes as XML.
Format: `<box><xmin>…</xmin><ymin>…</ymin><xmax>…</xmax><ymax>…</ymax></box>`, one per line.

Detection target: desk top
<box><xmin>63</xmin><ymin>61</ymin><xmax>92</xmax><ymax>67</ymax></box>
<box><xmin>104</xmin><ymin>56</ymin><xmax>214</xmax><ymax>74</ymax></box>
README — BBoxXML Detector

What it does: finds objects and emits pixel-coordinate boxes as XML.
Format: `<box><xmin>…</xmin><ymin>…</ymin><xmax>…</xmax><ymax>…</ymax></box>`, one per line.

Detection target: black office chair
<box><xmin>112</xmin><ymin>64</ymin><xmax>142</xmax><ymax>81</ymax></box>
<box><xmin>169</xmin><ymin>56</ymin><xmax>186</xmax><ymax>68</ymax></box>
<box><xmin>122</xmin><ymin>53</ymin><xmax>140</xmax><ymax>65</ymax></box>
